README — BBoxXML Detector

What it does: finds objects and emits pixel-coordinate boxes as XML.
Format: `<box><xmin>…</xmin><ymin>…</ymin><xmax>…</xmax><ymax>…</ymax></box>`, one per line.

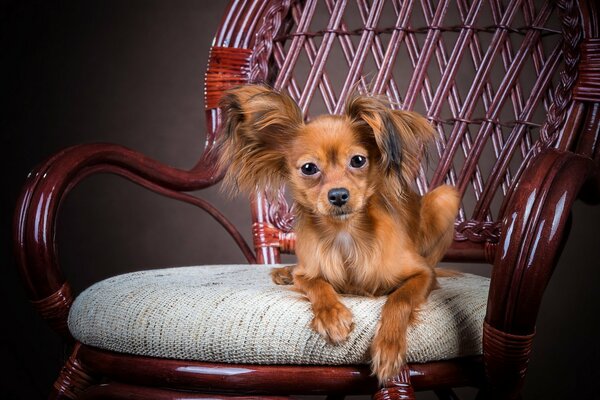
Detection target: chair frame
<box><xmin>13</xmin><ymin>1</ymin><xmax>600</xmax><ymax>399</ymax></box>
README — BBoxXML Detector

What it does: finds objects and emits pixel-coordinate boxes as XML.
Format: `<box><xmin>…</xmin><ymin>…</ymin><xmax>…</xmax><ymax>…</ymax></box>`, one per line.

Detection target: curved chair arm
<box><xmin>13</xmin><ymin>143</ymin><xmax>254</xmax><ymax>340</ymax></box>
<box><xmin>487</xmin><ymin>148</ymin><xmax>597</xmax><ymax>334</ymax></box>
<box><xmin>481</xmin><ymin>148</ymin><xmax>598</xmax><ymax>397</ymax></box>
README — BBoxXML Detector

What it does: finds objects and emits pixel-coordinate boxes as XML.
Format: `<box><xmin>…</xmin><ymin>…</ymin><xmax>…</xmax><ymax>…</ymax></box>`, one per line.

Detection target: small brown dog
<box><xmin>217</xmin><ymin>84</ymin><xmax>460</xmax><ymax>383</ymax></box>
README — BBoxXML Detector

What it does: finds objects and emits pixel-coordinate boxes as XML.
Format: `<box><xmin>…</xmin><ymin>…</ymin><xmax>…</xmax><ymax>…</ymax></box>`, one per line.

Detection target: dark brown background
<box><xmin>2</xmin><ymin>1</ymin><xmax>599</xmax><ymax>399</ymax></box>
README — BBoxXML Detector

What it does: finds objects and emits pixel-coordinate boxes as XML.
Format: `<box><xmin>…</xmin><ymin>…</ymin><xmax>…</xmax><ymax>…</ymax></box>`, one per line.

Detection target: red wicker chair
<box><xmin>14</xmin><ymin>1</ymin><xmax>600</xmax><ymax>399</ymax></box>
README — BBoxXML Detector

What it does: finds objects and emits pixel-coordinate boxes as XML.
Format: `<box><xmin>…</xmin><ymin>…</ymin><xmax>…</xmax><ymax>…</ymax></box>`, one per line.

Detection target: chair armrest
<box><xmin>13</xmin><ymin>143</ymin><xmax>253</xmax><ymax>339</ymax></box>
<box><xmin>486</xmin><ymin>148</ymin><xmax>597</xmax><ymax>336</ymax></box>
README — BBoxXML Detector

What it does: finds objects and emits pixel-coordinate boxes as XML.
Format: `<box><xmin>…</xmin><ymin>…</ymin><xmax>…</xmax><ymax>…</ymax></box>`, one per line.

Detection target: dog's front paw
<box><xmin>311</xmin><ymin>302</ymin><xmax>354</xmax><ymax>344</ymax></box>
<box><xmin>270</xmin><ymin>265</ymin><xmax>295</xmax><ymax>285</ymax></box>
<box><xmin>370</xmin><ymin>324</ymin><xmax>407</xmax><ymax>384</ymax></box>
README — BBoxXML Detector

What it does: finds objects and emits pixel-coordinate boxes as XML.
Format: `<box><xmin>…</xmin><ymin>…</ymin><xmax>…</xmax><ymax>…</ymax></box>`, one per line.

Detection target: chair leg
<box><xmin>50</xmin><ymin>343</ymin><xmax>96</xmax><ymax>399</ymax></box>
<box><xmin>372</xmin><ymin>365</ymin><xmax>415</xmax><ymax>400</ymax></box>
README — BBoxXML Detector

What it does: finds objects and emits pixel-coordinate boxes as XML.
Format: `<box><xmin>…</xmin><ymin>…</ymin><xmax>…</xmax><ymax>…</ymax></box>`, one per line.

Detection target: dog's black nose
<box><xmin>328</xmin><ymin>188</ymin><xmax>350</xmax><ymax>207</ymax></box>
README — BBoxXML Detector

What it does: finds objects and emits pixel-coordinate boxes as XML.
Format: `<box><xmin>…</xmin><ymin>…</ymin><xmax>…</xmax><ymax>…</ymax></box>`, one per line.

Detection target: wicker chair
<box><xmin>14</xmin><ymin>1</ymin><xmax>600</xmax><ymax>399</ymax></box>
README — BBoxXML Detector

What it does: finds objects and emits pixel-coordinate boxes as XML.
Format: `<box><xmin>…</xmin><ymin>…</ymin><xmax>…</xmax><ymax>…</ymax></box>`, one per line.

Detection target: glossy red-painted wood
<box><xmin>74</xmin><ymin>344</ymin><xmax>483</xmax><ymax>395</ymax></box>
<box><xmin>374</xmin><ymin>365</ymin><xmax>416</xmax><ymax>400</ymax></box>
<box><xmin>13</xmin><ymin>143</ymin><xmax>256</xmax><ymax>340</ymax></box>
<box><xmin>50</xmin><ymin>344</ymin><xmax>95</xmax><ymax>400</ymax></box>
<box><xmin>487</xmin><ymin>149</ymin><xmax>596</xmax><ymax>335</ymax></box>
<box><xmin>480</xmin><ymin>148</ymin><xmax>597</xmax><ymax>398</ymax></box>
<box><xmin>13</xmin><ymin>1</ymin><xmax>600</xmax><ymax>399</ymax></box>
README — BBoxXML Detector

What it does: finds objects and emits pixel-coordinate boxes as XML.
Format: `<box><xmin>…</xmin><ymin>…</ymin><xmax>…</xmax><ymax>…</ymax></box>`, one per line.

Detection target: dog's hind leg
<box><xmin>418</xmin><ymin>185</ymin><xmax>460</xmax><ymax>267</ymax></box>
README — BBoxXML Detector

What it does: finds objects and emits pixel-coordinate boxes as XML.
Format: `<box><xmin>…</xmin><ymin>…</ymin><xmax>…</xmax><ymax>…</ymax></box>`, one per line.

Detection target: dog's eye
<box><xmin>350</xmin><ymin>155</ymin><xmax>367</xmax><ymax>168</ymax></box>
<box><xmin>300</xmin><ymin>163</ymin><xmax>320</xmax><ymax>176</ymax></box>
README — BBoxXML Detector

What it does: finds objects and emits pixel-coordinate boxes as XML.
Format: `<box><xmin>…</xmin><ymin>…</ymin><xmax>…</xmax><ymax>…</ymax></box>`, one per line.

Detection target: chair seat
<box><xmin>68</xmin><ymin>264</ymin><xmax>489</xmax><ymax>365</ymax></box>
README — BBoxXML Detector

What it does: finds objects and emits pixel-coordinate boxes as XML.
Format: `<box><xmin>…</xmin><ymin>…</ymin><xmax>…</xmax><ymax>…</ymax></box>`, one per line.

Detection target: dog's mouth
<box><xmin>330</xmin><ymin>208</ymin><xmax>353</xmax><ymax>220</ymax></box>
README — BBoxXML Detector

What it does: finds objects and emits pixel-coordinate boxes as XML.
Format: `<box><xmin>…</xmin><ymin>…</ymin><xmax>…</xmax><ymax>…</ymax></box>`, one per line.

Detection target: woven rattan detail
<box><xmin>455</xmin><ymin>220</ymin><xmax>501</xmax><ymax>243</ymax></box>
<box><xmin>531</xmin><ymin>0</ymin><xmax>582</xmax><ymax>155</ymax></box>
<box><xmin>244</xmin><ymin>0</ymin><xmax>581</xmax><ymax>245</ymax></box>
<box><xmin>250</xmin><ymin>0</ymin><xmax>294</xmax><ymax>83</ymax></box>
<box><xmin>253</xmin><ymin>222</ymin><xmax>297</xmax><ymax>254</ymax></box>
<box><xmin>31</xmin><ymin>282</ymin><xmax>73</xmax><ymax>337</ymax></box>
<box><xmin>53</xmin><ymin>344</ymin><xmax>94</xmax><ymax>399</ymax></box>
<box><xmin>205</xmin><ymin>46</ymin><xmax>252</xmax><ymax>110</ymax></box>
<box><xmin>482</xmin><ymin>321</ymin><xmax>535</xmax><ymax>385</ymax></box>
<box><xmin>574</xmin><ymin>39</ymin><xmax>600</xmax><ymax>102</ymax></box>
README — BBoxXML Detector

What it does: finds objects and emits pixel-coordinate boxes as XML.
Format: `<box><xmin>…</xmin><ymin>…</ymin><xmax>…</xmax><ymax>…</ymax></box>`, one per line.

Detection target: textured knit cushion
<box><xmin>68</xmin><ymin>264</ymin><xmax>489</xmax><ymax>365</ymax></box>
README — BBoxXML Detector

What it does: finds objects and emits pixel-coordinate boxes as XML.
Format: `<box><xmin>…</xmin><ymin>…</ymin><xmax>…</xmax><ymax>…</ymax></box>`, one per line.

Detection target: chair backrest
<box><xmin>203</xmin><ymin>0</ymin><xmax>600</xmax><ymax>266</ymax></box>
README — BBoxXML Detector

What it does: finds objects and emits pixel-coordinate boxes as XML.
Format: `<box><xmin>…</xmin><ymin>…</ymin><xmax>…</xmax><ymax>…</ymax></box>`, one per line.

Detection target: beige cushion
<box><xmin>68</xmin><ymin>264</ymin><xmax>489</xmax><ymax>365</ymax></box>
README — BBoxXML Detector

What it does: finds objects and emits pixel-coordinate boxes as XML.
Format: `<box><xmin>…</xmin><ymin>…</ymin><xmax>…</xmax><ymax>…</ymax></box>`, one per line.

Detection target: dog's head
<box><xmin>217</xmin><ymin>84</ymin><xmax>434</xmax><ymax>221</ymax></box>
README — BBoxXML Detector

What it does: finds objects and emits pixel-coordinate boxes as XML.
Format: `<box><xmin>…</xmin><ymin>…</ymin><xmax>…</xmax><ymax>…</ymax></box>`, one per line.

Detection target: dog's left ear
<box><xmin>345</xmin><ymin>95</ymin><xmax>434</xmax><ymax>194</ymax></box>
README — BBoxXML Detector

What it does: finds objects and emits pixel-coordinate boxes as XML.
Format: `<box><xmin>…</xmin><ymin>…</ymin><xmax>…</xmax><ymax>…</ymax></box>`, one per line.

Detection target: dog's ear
<box><xmin>216</xmin><ymin>84</ymin><xmax>304</xmax><ymax>196</ymax></box>
<box><xmin>345</xmin><ymin>95</ymin><xmax>434</xmax><ymax>196</ymax></box>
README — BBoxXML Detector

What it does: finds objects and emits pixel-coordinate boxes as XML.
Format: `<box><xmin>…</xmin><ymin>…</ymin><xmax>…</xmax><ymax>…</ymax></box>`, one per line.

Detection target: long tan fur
<box><xmin>217</xmin><ymin>84</ymin><xmax>460</xmax><ymax>384</ymax></box>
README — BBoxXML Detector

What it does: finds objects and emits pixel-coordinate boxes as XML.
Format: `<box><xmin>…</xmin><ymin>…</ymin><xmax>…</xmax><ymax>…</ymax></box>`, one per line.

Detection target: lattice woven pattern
<box><xmin>247</xmin><ymin>0</ymin><xmax>579</xmax><ymax>243</ymax></box>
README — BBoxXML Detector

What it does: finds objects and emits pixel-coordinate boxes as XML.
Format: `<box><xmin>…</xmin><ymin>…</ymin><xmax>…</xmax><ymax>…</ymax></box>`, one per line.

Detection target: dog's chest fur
<box><xmin>333</xmin><ymin>231</ymin><xmax>354</xmax><ymax>258</ymax></box>
<box><xmin>297</xmin><ymin>203</ymin><xmax>415</xmax><ymax>296</ymax></box>
<box><xmin>323</xmin><ymin>228</ymin><xmax>391</xmax><ymax>296</ymax></box>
